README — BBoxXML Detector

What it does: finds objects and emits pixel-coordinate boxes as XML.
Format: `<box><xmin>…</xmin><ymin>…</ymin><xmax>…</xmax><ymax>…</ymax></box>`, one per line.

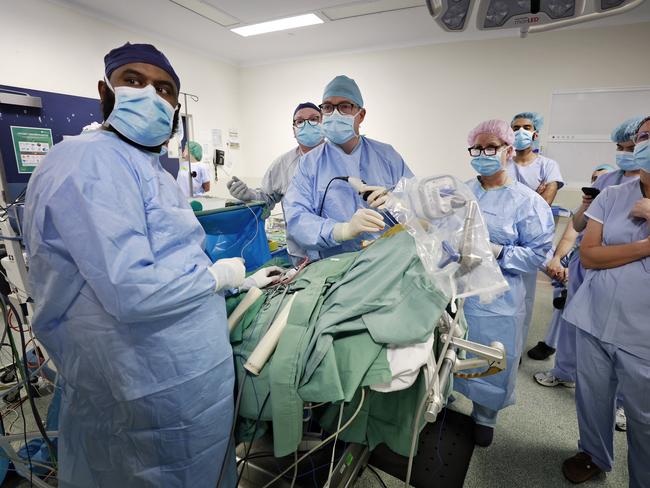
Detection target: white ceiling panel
<box><xmin>50</xmin><ymin>0</ymin><xmax>650</xmax><ymax>66</ymax></box>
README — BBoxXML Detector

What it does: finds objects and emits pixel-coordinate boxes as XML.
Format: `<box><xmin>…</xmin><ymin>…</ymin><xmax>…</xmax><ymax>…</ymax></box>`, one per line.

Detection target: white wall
<box><xmin>239</xmin><ymin>21</ymin><xmax>650</xmax><ymax>207</ymax></box>
<box><xmin>0</xmin><ymin>0</ymin><xmax>240</xmax><ymax>197</ymax></box>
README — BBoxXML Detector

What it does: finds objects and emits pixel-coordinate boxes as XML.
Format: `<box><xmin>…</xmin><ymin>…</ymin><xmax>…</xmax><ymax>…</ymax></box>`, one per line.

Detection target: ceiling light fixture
<box><xmin>231</xmin><ymin>13</ymin><xmax>323</xmax><ymax>37</ymax></box>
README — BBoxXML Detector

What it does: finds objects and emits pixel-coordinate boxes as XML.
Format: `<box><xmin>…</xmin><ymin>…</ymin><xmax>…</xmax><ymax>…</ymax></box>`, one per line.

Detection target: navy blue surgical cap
<box><xmin>293</xmin><ymin>102</ymin><xmax>321</xmax><ymax>117</ymax></box>
<box><xmin>104</xmin><ymin>42</ymin><xmax>180</xmax><ymax>91</ymax></box>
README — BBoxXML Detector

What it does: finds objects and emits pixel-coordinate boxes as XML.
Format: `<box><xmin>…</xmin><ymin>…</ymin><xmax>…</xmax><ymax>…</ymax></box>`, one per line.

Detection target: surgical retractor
<box><xmin>244</xmin><ymin>293</ymin><xmax>298</xmax><ymax>376</ymax></box>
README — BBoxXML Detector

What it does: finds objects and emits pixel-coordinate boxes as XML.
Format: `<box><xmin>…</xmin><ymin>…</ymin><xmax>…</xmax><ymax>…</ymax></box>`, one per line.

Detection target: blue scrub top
<box><xmin>592</xmin><ymin>169</ymin><xmax>639</xmax><ymax>190</ymax></box>
<box><xmin>284</xmin><ymin>137</ymin><xmax>413</xmax><ymax>260</ymax></box>
<box><xmin>564</xmin><ymin>179</ymin><xmax>650</xmax><ymax>361</ymax></box>
<box><xmin>506</xmin><ymin>155</ymin><xmax>565</xmax><ymax>191</ymax></box>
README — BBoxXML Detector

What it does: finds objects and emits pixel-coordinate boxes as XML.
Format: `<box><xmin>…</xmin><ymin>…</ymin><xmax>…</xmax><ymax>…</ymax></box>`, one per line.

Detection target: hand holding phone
<box><xmin>581</xmin><ymin>187</ymin><xmax>601</xmax><ymax>198</ymax></box>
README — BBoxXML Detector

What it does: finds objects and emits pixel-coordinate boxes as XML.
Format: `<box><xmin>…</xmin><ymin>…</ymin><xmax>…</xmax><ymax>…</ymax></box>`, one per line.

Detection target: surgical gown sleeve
<box><xmin>498</xmin><ymin>193</ymin><xmax>554</xmax><ymax>274</ymax></box>
<box><xmin>284</xmin><ymin>159</ymin><xmax>340</xmax><ymax>251</ymax></box>
<box><xmin>47</xmin><ymin>150</ymin><xmax>218</xmax><ymax>323</ymax></box>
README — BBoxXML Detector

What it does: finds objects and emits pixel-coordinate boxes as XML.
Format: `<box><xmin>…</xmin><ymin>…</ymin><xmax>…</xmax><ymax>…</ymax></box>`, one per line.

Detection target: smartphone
<box><xmin>581</xmin><ymin>187</ymin><xmax>601</xmax><ymax>198</ymax></box>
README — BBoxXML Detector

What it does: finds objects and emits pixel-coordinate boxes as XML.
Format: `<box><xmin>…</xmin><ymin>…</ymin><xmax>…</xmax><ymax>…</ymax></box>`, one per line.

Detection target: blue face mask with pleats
<box><xmin>294</xmin><ymin>123</ymin><xmax>323</xmax><ymax>147</ymax></box>
<box><xmin>105</xmin><ymin>78</ymin><xmax>176</xmax><ymax>148</ymax></box>
<box><xmin>633</xmin><ymin>140</ymin><xmax>650</xmax><ymax>172</ymax></box>
<box><xmin>616</xmin><ymin>151</ymin><xmax>639</xmax><ymax>171</ymax></box>
<box><xmin>322</xmin><ymin>111</ymin><xmax>359</xmax><ymax>145</ymax></box>
<box><xmin>513</xmin><ymin>128</ymin><xmax>534</xmax><ymax>150</ymax></box>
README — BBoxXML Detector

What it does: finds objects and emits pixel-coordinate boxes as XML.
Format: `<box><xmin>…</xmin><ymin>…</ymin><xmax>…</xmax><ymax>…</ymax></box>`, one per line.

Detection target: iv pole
<box><xmin>180</xmin><ymin>91</ymin><xmax>199</xmax><ymax>198</ymax></box>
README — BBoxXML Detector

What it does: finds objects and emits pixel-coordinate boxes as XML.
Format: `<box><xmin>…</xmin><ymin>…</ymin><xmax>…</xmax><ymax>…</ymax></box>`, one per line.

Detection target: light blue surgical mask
<box><xmin>633</xmin><ymin>140</ymin><xmax>650</xmax><ymax>172</ymax></box>
<box><xmin>105</xmin><ymin>78</ymin><xmax>176</xmax><ymax>148</ymax></box>
<box><xmin>294</xmin><ymin>123</ymin><xmax>323</xmax><ymax>148</ymax></box>
<box><xmin>322</xmin><ymin>111</ymin><xmax>359</xmax><ymax>145</ymax></box>
<box><xmin>513</xmin><ymin>128</ymin><xmax>534</xmax><ymax>150</ymax></box>
<box><xmin>615</xmin><ymin>151</ymin><xmax>639</xmax><ymax>171</ymax></box>
<box><xmin>471</xmin><ymin>149</ymin><xmax>505</xmax><ymax>176</ymax></box>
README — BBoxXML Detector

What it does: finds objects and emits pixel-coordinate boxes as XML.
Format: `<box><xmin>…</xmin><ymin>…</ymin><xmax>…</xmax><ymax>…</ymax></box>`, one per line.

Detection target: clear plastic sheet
<box><xmin>386</xmin><ymin>175</ymin><xmax>508</xmax><ymax>303</ymax></box>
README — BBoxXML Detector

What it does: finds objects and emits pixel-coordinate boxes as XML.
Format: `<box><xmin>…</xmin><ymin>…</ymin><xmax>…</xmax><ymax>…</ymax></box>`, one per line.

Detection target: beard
<box><xmin>101</xmin><ymin>88</ymin><xmax>181</xmax><ymax>143</ymax></box>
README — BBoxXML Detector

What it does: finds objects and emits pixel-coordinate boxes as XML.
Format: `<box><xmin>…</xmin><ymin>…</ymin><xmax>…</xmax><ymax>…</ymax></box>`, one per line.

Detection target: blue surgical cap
<box><xmin>511</xmin><ymin>112</ymin><xmax>544</xmax><ymax>131</ymax></box>
<box><xmin>104</xmin><ymin>42</ymin><xmax>180</xmax><ymax>91</ymax></box>
<box><xmin>610</xmin><ymin>116</ymin><xmax>646</xmax><ymax>143</ymax></box>
<box><xmin>593</xmin><ymin>164</ymin><xmax>615</xmax><ymax>172</ymax></box>
<box><xmin>323</xmin><ymin>75</ymin><xmax>363</xmax><ymax>108</ymax></box>
<box><xmin>293</xmin><ymin>102</ymin><xmax>321</xmax><ymax>118</ymax></box>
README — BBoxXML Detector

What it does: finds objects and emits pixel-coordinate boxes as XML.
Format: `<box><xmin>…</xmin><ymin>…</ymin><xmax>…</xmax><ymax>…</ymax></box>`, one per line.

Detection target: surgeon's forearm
<box><xmin>580</xmin><ymin>239</ymin><xmax>650</xmax><ymax>269</ymax></box>
<box><xmin>499</xmin><ymin>246</ymin><xmax>547</xmax><ymax>274</ymax></box>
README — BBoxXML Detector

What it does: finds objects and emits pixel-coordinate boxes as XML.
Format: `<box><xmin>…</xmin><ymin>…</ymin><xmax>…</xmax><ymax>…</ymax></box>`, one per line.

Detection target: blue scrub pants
<box><xmin>543</xmin><ymin>292</ymin><xmax>563</xmax><ymax>349</ymax></box>
<box><xmin>521</xmin><ymin>271</ymin><xmax>537</xmax><ymax>349</ymax></box>
<box><xmin>575</xmin><ymin>328</ymin><xmax>650</xmax><ymax>488</ymax></box>
<box><xmin>472</xmin><ymin>403</ymin><xmax>499</xmax><ymax>427</ymax></box>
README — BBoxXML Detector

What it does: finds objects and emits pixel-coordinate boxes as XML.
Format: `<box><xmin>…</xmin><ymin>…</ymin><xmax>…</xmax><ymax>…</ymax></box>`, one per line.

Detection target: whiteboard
<box><xmin>544</xmin><ymin>87</ymin><xmax>650</xmax><ymax>187</ymax></box>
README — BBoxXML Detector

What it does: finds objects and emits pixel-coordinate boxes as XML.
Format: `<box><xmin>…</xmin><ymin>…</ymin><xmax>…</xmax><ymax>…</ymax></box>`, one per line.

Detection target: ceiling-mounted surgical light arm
<box><xmin>523</xmin><ymin>0</ymin><xmax>645</xmax><ymax>35</ymax></box>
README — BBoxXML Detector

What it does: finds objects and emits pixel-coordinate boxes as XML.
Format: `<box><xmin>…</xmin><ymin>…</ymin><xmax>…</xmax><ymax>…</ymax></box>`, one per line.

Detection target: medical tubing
<box><xmin>237</xmin><ymin>393</ymin><xmax>270</xmax><ymax>487</ymax></box>
<box><xmin>228</xmin><ymin>287</ymin><xmax>263</xmax><ymax>332</ymax></box>
<box><xmin>240</xmin><ymin>204</ymin><xmax>260</xmax><ymax>259</ymax></box>
<box><xmin>404</xmin><ymin>300</ymin><xmax>464</xmax><ymax>488</ymax></box>
<box><xmin>326</xmin><ymin>403</ymin><xmax>345</xmax><ymax>486</ymax></box>
<box><xmin>244</xmin><ymin>293</ymin><xmax>298</xmax><ymax>376</ymax></box>
<box><xmin>216</xmin><ymin>365</ymin><xmax>248</xmax><ymax>488</ymax></box>
<box><xmin>260</xmin><ymin>388</ymin><xmax>367</xmax><ymax>488</ymax></box>
<box><xmin>317</xmin><ymin>177</ymin><xmax>349</xmax><ymax>217</ymax></box>
<box><xmin>290</xmin><ymin>451</ymin><xmax>298</xmax><ymax>488</ymax></box>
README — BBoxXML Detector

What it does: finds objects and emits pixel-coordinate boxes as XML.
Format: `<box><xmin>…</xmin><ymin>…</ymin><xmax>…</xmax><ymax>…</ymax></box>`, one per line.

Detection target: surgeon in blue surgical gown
<box><xmin>23</xmin><ymin>43</ymin><xmax>278</xmax><ymax>488</ymax></box>
<box><xmin>453</xmin><ymin>119</ymin><xmax>554</xmax><ymax>448</ymax></box>
<box><xmin>284</xmin><ymin>75</ymin><xmax>413</xmax><ymax>261</ymax></box>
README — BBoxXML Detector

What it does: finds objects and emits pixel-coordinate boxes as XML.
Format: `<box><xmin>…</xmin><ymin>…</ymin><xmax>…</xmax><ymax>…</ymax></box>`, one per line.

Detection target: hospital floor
<box><xmin>356</xmin><ymin>277</ymin><xmax>630</xmax><ymax>488</ymax></box>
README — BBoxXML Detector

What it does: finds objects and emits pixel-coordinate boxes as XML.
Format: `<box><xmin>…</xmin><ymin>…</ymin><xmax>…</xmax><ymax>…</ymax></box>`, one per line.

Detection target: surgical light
<box><xmin>427</xmin><ymin>0</ymin><xmax>475</xmax><ymax>31</ymax></box>
<box><xmin>427</xmin><ymin>0</ymin><xmax>645</xmax><ymax>36</ymax></box>
<box><xmin>230</xmin><ymin>13</ymin><xmax>323</xmax><ymax>37</ymax></box>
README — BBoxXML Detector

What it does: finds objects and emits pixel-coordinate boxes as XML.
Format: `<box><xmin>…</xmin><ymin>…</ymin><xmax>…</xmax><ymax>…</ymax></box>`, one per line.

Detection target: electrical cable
<box><xmin>0</xmin><ymin>295</ymin><xmax>57</xmax><ymax>470</ymax></box>
<box><xmin>403</xmin><ymin>300</ymin><xmax>464</xmax><ymax>488</ymax></box>
<box><xmin>237</xmin><ymin>393</ymin><xmax>270</xmax><ymax>487</ymax></box>
<box><xmin>260</xmin><ymin>388</ymin><xmax>366</xmax><ymax>488</ymax></box>
<box><xmin>326</xmin><ymin>402</ymin><xmax>344</xmax><ymax>485</ymax></box>
<box><xmin>290</xmin><ymin>451</ymin><xmax>298</xmax><ymax>488</ymax></box>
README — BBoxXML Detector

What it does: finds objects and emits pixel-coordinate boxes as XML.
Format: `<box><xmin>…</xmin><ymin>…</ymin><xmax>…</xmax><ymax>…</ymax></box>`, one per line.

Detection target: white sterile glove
<box><xmin>241</xmin><ymin>266</ymin><xmax>284</xmax><ymax>291</ymax></box>
<box><xmin>332</xmin><ymin>208</ymin><xmax>385</xmax><ymax>242</ymax></box>
<box><xmin>227</xmin><ymin>176</ymin><xmax>256</xmax><ymax>201</ymax></box>
<box><xmin>207</xmin><ymin>257</ymin><xmax>246</xmax><ymax>291</ymax></box>
<box><xmin>360</xmin><ymin>185</ymin><xmax>390</xmax><ymax>209</ymax></box>
<box><xmin>490</xmin><ymin>243</ymin><xmax>504</xmax><ymax>259</ymax></box>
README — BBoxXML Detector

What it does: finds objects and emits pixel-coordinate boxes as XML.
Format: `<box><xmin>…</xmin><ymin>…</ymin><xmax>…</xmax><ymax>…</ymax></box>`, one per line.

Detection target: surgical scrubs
<box><xmin>551</xmin><ymin>169</ymin><xmax>639</xmax><ymax>383</ymax></box>
<box><xmin>284</xmin><ymin>137</ymin><xmax>413</xmax><ymax>261</ymax></box>
<box><xmin>563</xmin><ymin>179</ymin><xmax>650</xmax><ymax>488</ymax></box>
<box><xmin>506</xmin><ymin>155</ymin><xmax>564</xmax><ymax>347</ymax></box>
<box><xmin>24</xmin><ymin>130</ymin><xmax>235</xmax><ymax>488</ymax></box>
<box><xmin>454</xmin><ymin>179</ymin><xmax>554</xmax><ymax>426</ymax></box>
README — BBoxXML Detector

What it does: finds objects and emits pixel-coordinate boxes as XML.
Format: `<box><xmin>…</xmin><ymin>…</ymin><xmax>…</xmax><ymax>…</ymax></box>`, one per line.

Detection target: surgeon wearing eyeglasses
<box><xmin>283</xmin><ymin>75</ymin><xmax>413</xmax><ymax>261</ymax></box>
<box><xmin>453</xmin><ymin>119</ymin><xmax>554</xmax><ymax>448</ymax></box>
<box><xmin>227</xmin><ymin>102</ymin><xmax>324</xmax><ymax>210</ymax></box>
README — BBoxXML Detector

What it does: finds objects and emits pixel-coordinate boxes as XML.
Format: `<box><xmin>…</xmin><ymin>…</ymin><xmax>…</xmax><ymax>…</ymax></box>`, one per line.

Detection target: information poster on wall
<box><xmin>10</xmin><ymin>126</ymin><xmax>53</xmax><ymax>174</ymax></box>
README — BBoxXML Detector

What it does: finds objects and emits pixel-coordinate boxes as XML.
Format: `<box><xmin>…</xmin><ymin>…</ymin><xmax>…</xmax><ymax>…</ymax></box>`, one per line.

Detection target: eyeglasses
<box><xmin>319</xmin><ymin>102</ymin><xmax>358</xmax><ymax>115</ymax></box>
<box><xmin>467</xmin><ymin>145</ymin><xmax>504</xmax><ymax>157</ymax></box>
<box><xmin>634</xmin><ymin>131</ymin><xmax>649</xmax><ymax>144</ymax></box>
<box><xmin>293</xmin><ymin>117</ymin><xmax>320</xmax><ymax>128</ymax></box>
